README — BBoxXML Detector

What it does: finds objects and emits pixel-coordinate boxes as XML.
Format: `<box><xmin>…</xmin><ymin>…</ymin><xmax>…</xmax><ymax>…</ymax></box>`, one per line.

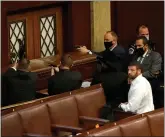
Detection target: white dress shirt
<box><xmin>109</xmin><ymin>44</ymin><xmax>117</xmax><ymax>51</ymax></box>
<box><xmin>120</xmin><ymin>74</ymin><xmax>154</xmax><ymax>114</ymax></box>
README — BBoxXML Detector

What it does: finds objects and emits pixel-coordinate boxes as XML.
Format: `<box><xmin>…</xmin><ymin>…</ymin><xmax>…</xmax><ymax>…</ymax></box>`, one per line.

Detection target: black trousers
<box><xmin>148</xmin><ymin>78</ymin><xmax>164</xmax><ymax>109</ymax></box>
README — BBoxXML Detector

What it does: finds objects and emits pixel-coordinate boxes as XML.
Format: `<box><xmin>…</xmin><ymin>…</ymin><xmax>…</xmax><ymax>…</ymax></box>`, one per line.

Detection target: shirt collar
<box><xmin>142</xmin><ymin>49</ymin><xmax>149</xmax><ymax>57</ymax></box>
<box><xmin>131</xmin><ymin>74</ymin><xmax>142</xmax><ymax>85</ymax></box>
<box><xmin>11</xmin><ymin>67</ymin><xmax>17</xmax><ymax>71</ymax></box>
<box><xmin>110</xmin><ymin>43</ymin><xmax>117</xmax><ymax>51</ymax></box>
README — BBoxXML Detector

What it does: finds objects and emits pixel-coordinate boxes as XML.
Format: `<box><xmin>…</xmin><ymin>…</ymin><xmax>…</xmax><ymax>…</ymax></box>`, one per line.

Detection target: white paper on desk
<box><xmin>81</xmin><ymin>81</ymin><xmax>91</xmax><ymax>88</ymax></box>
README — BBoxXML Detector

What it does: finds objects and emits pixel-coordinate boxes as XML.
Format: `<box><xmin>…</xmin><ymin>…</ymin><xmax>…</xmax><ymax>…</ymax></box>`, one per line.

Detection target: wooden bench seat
<box><xmin>2</xmin><ymin>84</ymin><xmax>110</xmax><ymax>137</ymax></box>
<box><xmin>77</xmin><ymin>108</ymin><xmax>164</xmax><ymax>137</ymax></box>
<box><xmin>1</xmin><ymin>84</ymin><xmax>101</xmax><ymax>115</ymax></box>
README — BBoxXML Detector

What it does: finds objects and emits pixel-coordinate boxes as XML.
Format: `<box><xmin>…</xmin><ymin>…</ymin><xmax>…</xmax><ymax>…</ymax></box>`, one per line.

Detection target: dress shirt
<box><xmin>109</xmin><ymin>44</ymin><xmax>117</xmax><ymax>51</ymax></box>
<box><xmin>137</xmin><ymin>50</ymin><xmax>148</xmax><ymax>64</ymax></box>
<box><xmin>11</xmin><ymin>67</ymin><xmax>17</xmax><ymax>71</ymax></box>
<box><xmin>120</xmin><ymin>74</ymin><xmax>154</xmax><ymax>114</ymax></box>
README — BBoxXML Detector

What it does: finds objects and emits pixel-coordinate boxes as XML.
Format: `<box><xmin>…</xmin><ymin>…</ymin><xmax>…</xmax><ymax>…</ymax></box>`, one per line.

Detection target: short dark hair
<box><xmin>61</xmin><ymin>54</ymin><xmax>73</xmax><ymax>67</ymax></box>
<box><xmin>106</xmin><ymin>31</ymin><xmax>118</xmax><ymax>41</ymax></box>
<box><xmin>129</xmin><ymin>61</ymin><xmax>144</xmax><ymax>73</ymax></box>
<box><xmin>136</xmin><ymin>36</ymin><xmax>149</xmax><ymax>46</ymax></box>
<box><xmin>18</xmin><ymin>58</ymin><xmax>30</xmax><ymax>70</ymax></box>
<box><xmin>136</xmin><ymin>24</ymin><xmax>149</xmax><ymax>34</ymax></box>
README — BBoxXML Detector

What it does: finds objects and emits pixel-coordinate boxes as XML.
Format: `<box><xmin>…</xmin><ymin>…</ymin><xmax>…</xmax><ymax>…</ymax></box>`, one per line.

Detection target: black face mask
<box><xmin>136</xmin><ymin>47</ymin><xmax>145</xmax><ymax>56</ymax></box>
<box><xmin>104</xmin><ymin>41</ymin><xmax>113</xmax><ymax>50</ymax></box>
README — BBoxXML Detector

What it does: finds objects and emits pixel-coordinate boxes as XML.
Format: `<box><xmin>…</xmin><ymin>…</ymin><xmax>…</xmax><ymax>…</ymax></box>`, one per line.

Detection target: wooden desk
<box><xmin>70</xmin><ymin>51</ymin><xmax>97</xmax><ymax>80</ymax></box>
<box><xmin>30</xmin><ymin>51</ymin><xmax>97</xmax><ymax>90</ymax></box>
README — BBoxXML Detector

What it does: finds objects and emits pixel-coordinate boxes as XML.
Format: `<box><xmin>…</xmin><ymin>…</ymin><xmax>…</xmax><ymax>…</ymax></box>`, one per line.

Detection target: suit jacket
<box><xmin>93</xmin><ymin>44</ymin><xmax>126</xmax><ymax>60</ymax></box>
<box><xmin>128</xmin><ymin>40</ymin><xmax>156</xmax><ymax>56</ymax></box>
<box><xmin>133</xmin><ymin>50</ymin><xmax>162</xmax><ymax>79</ymax></box>
<box><xmin>48</xmin><ymin>69</ymin><xmax>82</xmax><ymax>95</ymax></box>
<box><xmin>3</xmin><ymin>68</ymin><xmax>37</xmax><ymax>106</ymax></box>
<box><xmin>93</xmin><ymin>45</ymin><xmax>126</xmax><ymax>72</ymax></box>
<box><xmin>110</xmin><ymin>44</ymin><xmax>126</xmax><ymax>60</ymax></box>
<box><xmin>91</xmin><ymin>71</ymin><xmax>128</xmax><ymax>104</ymax></box>
<box><xmin>127</xmin><ymin>40</ymin><xmax>156</xmax><ymax>69</ymax></box>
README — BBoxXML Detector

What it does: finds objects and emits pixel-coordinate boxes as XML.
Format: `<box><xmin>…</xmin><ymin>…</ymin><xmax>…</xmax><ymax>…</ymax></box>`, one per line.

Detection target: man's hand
<box><xmin>51</xmin><ymin>67</ymin><xmax>55</xmax><ymax>76</ymax></box>
<box><xmin>77</xmin><ymin>46</ymin><xmax>90</xmax><ymax>53</ymax></box>
<box><xmin>54</xmin><ymin>67</ymin><xmax>59</xmax><ymax>72</ymax></box>
<box><xmin>51</xmin><ymin>66</ymin><xmax>60</xmax><ymax>76</ymax></box>
<box><xmin>118</xmin><ymin>102</ymin><xmax>128</xmax><ymax>108</ymax></box>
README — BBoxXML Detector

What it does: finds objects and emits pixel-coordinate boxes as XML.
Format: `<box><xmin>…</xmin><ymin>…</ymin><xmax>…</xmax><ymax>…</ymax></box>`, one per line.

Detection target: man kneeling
<box><xmin>119</xmin><ymin>62</ymin><xmax>154</xmax><ymax>114</ymax></box>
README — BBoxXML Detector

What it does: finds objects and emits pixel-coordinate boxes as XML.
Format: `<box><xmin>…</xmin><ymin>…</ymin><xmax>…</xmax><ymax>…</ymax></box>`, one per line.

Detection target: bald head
<box><xmin>104</xmin><ymin>31</ymin><xmax>118</xmax><ymax>49</ymax></box>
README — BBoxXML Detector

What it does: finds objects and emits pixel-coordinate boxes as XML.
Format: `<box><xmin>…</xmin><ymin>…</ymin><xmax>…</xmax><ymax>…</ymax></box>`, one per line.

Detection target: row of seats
<box><xmin>32</xmin><ymin>67</ymin><xmax>52</xmax><ymax>91</ymax></box>
<box><xmin>2</xmin><ymin>84</ymin><xmax>101</xmax><ymax>115</ymax></box>
<box><xmin>78</xmin><ymin>108</ymin><xmax>164</xmax><ymax>136</ymax></box>
<box><xmin>3</xmin><ymin>83</ymin><xmax>163</xmax><ymax>137</ymax></box>
<box><xmin>2</xmin><ymin>84</ymin><xmax>109</xmax><ymax>136</ymax></box>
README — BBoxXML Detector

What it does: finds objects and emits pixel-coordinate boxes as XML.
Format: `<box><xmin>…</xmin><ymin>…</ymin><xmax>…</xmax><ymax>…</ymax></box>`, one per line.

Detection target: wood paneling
<box><xmin>26</xmin><ymin>13</ymin><xmax>35</xmax><ymax>60</ymax></box>
<box><xmin>7</xmin><ymin>7</ymin><xmax>63</xmax><ymax>61</ymax></box>
<box><xmin>2</xmin><ymin>1</ymin><xmax>65</xmax><ymax>70</ymax></box>
<box><xmin>62</xmin><ymin>2</ymin><xmax>73</xmax><ymax>52</ymax></box>
<box><xmin>7</xmin><ymin>13</ymin><xmax>35</xmax><ymax>60</ymax></box>
<box><xmin>1</xmin><ymin>1</ymin><xmax>91</xmax><ymax>72</ymax></box>
<box><xmin>111</xmin><ymin>1</ymin><xmax>164</xmax><ymax>55</ymax></box>
<box><xmin>2</xmin><ymin>4</ymin><xmax>9</xmax><ymax>68</ymax></box>
<box><xmin>33</xmin><ymin>7</ymin><xmax>63</xmax><ymax>58</ymax></box>
<box><xmin>71</xmin><ymin>2</ymin><xmax>91</xmax><ymax>50</ymax></box>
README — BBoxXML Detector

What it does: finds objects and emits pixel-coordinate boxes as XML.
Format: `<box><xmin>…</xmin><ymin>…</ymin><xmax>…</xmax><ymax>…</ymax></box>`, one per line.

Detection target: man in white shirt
<box><xmin>119</xmin><ymin>62</ymin><xmax>154</xmax><ymax>114</ymax></box>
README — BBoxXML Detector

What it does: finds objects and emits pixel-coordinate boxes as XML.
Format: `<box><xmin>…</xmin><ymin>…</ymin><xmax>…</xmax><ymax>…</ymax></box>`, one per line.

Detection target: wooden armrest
<box><xmin>23</xmin><ymin>133</ymin><xmax>49</xmax><ymax>137</ymax></box>
<box><xmin>113</xmin><ymin>108</ymin><xmax>136</xmax><ymax>114</ymax></box>
<box><xmin>79</xmin><ymin>116</ymin><xmax>109</xmax><ymax>125</ymax></box>
<box><xmin>113</xmin><ymin>108</ymin><xmax>136</xmax><ymax>121</ymax></box>
<box><xmin>36</xmin><ymin>89</ymin><xmax>48</xmax><ymax>95</ymax></box>
<box><xmin>51</xmin><ymin>124</ymin><xmax>84</xmax><ymax>133</ymax></box>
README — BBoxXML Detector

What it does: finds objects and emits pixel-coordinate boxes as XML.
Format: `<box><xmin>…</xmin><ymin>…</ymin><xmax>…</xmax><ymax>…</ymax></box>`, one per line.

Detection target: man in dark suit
<box><xmin>48</xmin><ymin>54</ymin><xmax>82</xmax><ymax>95</ymax></box>
<box><xmin>78</xmin><ymin>31</ymin><xmax>129</xmax><ymax>107</ymax></box>
<box><xmin>77</xmin><ymin>31</ymin><xmax>126</xmax><ymax>72</ymax></box>
<box><xmin>132</xmin><ymin>36</ymin><xmax>162</xmax><ymax>80</ymax></box>
<box><xmin>3</xmin><ymin>58</ymin><xmax>37</xmax><ymax>106</ymax></box>
<box><xmin>91</xmin><ymin>55</ymin><xmax>128</xmax><ymax>106</ymax></box>
<box><xmin>128</xmin><ymin>24</ymin><xmax>156</xmax><ymax>57</ymax></box>
<box><xmin>132</xmin><ymin>36</ymin><xmax>162</xmax><ymax>108</ymax></box>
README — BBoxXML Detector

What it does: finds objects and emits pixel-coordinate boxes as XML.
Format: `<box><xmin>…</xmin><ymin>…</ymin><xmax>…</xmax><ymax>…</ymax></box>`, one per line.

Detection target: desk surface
<box><xmin>30</xmin><ymin>51</ymin><xmax>96</xmax><ymax>71</ymax></box>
